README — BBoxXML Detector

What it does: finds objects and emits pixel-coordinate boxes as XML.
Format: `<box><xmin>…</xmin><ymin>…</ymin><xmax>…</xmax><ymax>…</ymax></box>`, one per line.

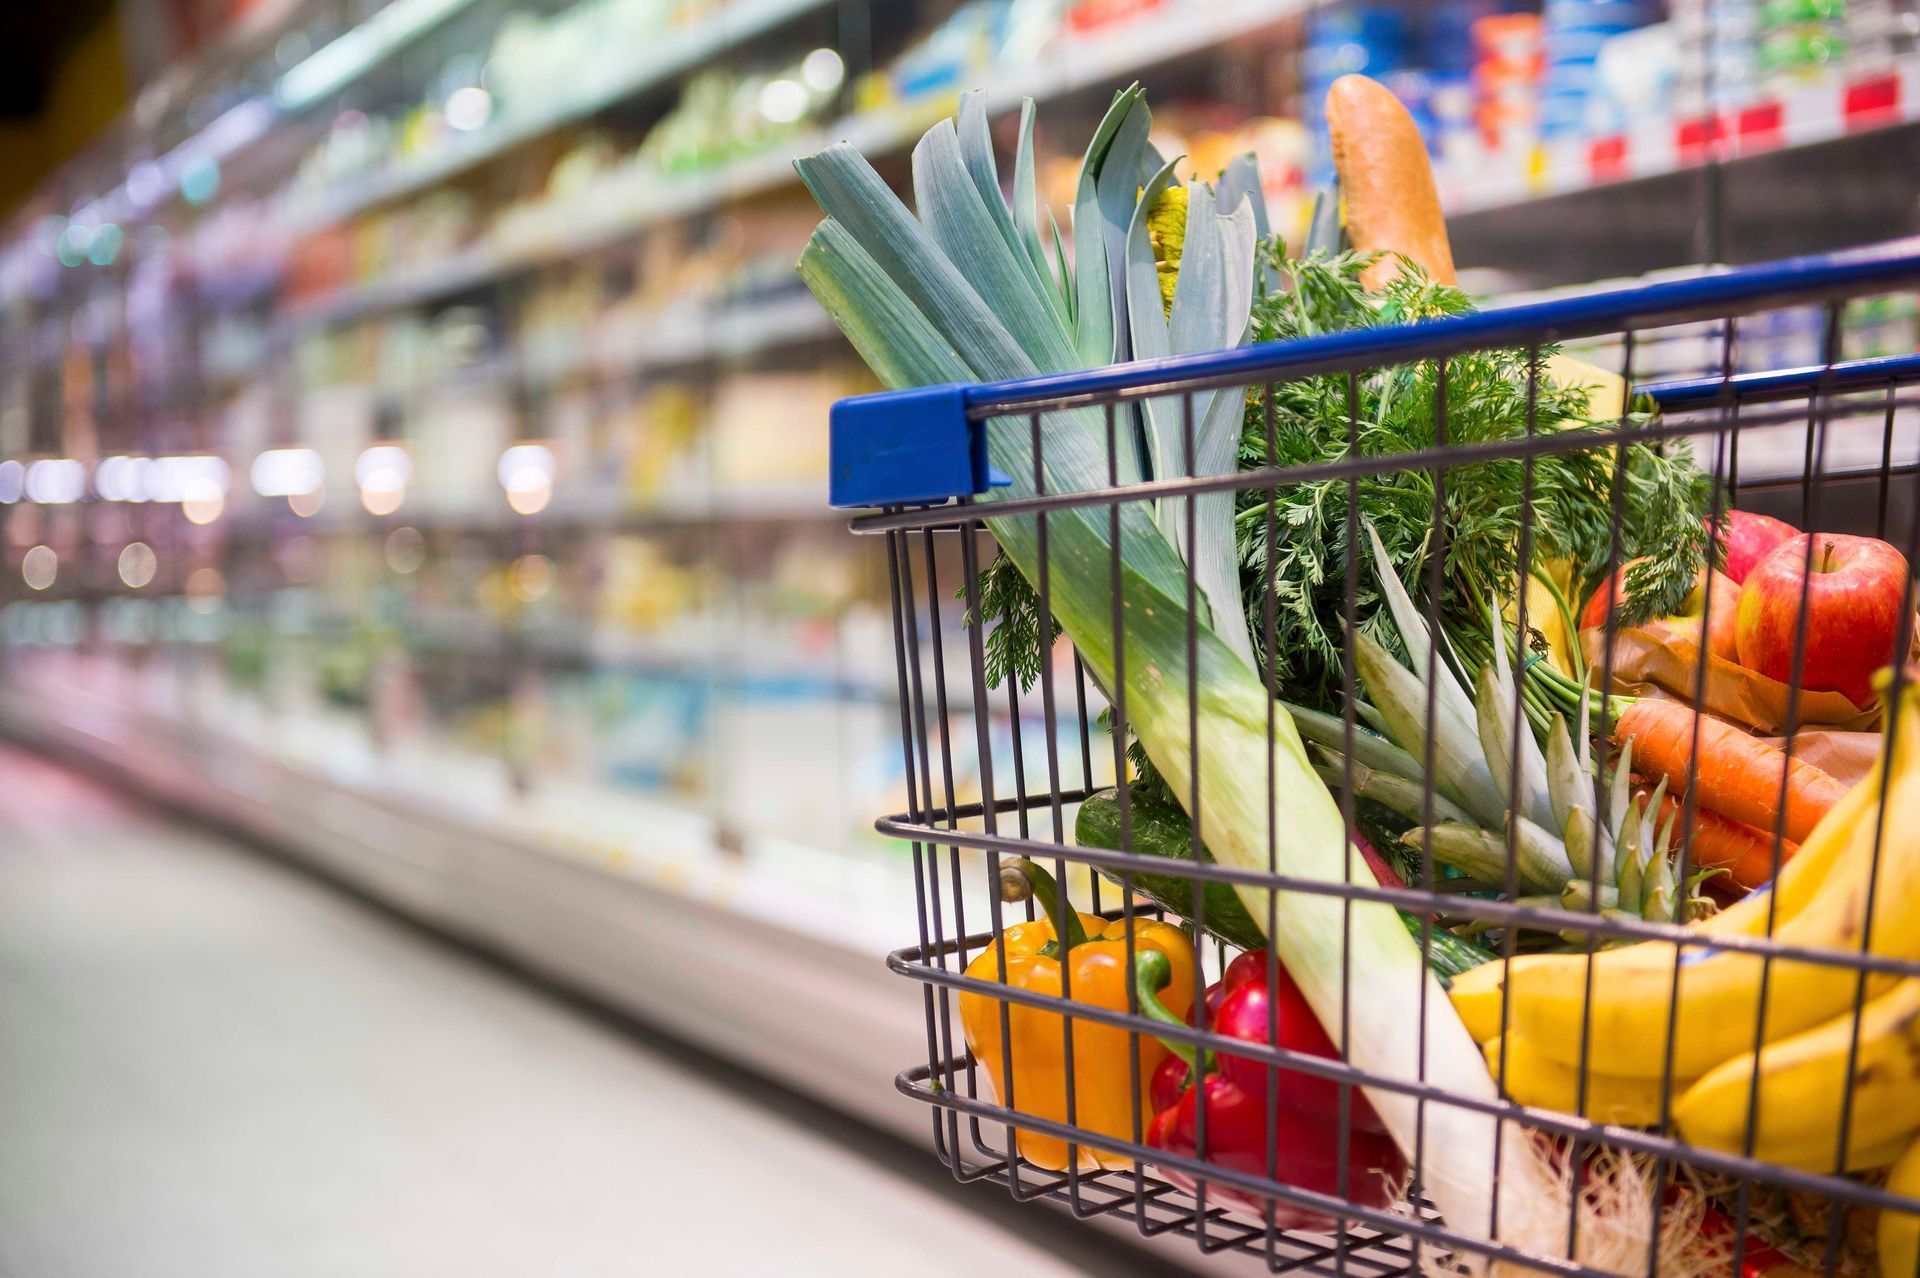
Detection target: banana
<box><xmin>1764</xmin><ymin>1129</ymin><xmax>1913</xmax><ymax>1175</ymax></box>
<box><xmin>1676</xmin><ymin>978</ymin><xmax>1920</xmax><ymax>1170</ymax></box>
<box><xmin>1484</xmin><ymin>1034</ymin><xmax>1691</xmax><ymax>1127</ymax></box>
<box><xmin>1880</xmin><ymin>1131</ymin><xmax>1920</xmax><ymax>1278</ymax></box>
<box><xmin>1504</xmin><ymin>688</ymin><xmax>1919</xmax><ymax>1080</ymax></box>
<box><xmin>1445</xmin><ymin>763</ymin><xmax>1887</xmax><ymax>1053</ymax></box>
<box><xmin>1450</xmin><ymin>955</ymin><xmax>1535</xmax><ymax>1044</ymax></box>
<box><xmin>1853</xmin><ymin>1133</ymin><xmax>1915</xmax><ymax>1172</ymax></box>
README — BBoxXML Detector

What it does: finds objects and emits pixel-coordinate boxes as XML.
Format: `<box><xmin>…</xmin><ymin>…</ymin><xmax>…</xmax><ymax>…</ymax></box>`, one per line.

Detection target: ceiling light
<box><xmin>802</xmin><ymin>48</ymin><xmax>845</xmax><ymax>95</ymax></box>
<box><xmin>759</xmin><ymin>78</ymin><xmax>808</xmax><ymax>125</ymax></box>
<box><xmin>26</xmin><ymin>459</ymin><xmax>85</xmax><ymax>504</ymax></box>
<box><xmin>250</xmin><ymin>447</ymin><xmax>324</xmax><ymax>497</ymax></box>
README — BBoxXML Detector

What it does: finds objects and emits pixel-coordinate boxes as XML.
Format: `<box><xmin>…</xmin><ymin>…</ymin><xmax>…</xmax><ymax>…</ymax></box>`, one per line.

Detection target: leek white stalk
<box><xmin>796</xmin><ymin>90</ymin><xmax>1600</xmax><ymax>1275</ymax></box>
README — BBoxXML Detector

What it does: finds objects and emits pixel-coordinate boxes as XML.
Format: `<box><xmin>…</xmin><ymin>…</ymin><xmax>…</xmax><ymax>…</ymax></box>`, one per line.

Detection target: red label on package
<box><xmin>1676</xmin><ymin>114</ymin><xmax>1728</xmax><ymax>163</ymax></box>
<box><xmin>1068</xmin><ymin>0</ymin><xmax>1162</xmax><ymax>33</ymax></box>
<box><xmin>1588</xmin><ymin>135</ymin><xmax>1628</xmax><ymax>181</ymax></box>
<box><xmin>1844</xmin><ymin>75</ymin><xmax>1901</xmax><ymax>128</ymax></box>
<box><xmin>1736</xmin><ymin>103</ymin><xmax>1783</xmax><ymax>150</ymax></box>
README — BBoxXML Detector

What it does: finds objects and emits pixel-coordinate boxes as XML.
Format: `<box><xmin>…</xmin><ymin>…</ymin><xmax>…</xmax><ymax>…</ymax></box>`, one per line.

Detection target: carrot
<box><xmin>1612</xmin><ymin>699</ymin><xmax>1846</xmax><ymax>845</ymax></box>
<box><xmin>1645</xmin><ymin>790</ymin><xmax>1798</xmax><ymax>890</ymax></box>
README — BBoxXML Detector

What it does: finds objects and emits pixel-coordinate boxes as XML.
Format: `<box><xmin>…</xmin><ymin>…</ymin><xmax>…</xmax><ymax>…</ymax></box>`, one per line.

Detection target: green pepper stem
<box><xmin>1133</xmin><ymin>949</ymin><xmax>1212</xmax><ymax>1074</ymax></box>
<box><xmin>1003</xmin><ymin>858</ymin><xmax>1089</xmax><ymax>950</ymax></box>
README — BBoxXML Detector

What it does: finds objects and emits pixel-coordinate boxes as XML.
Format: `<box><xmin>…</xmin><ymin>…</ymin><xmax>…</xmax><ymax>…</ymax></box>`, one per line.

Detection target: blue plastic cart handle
<box><xmin>829</xmin><ymin>237</ymin><xmax>1920</xmax><ymax>509</ymax></box>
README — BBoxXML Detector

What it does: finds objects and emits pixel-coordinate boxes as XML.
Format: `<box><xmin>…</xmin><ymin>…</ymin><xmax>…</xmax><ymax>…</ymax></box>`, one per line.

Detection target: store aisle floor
<box><xmin>0</xmin><ymin>747</ymin><xmax>1125</xmax><ymax>1278</ymax></box>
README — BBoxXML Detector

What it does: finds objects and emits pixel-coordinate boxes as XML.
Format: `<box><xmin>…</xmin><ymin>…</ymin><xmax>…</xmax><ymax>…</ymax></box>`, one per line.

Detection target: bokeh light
<box><xmin>185</xmin><ymin>566</ymin><xmax>226</xmax><ymax>613</ymax></box>
<box><xmin>26</xmin><ymin>459</ymin><xmax>85</xmax><ymax>504</ymax></box>
<box><xmin>802</xmin><ymin>48</ymin><xmax>844</xmax><ymax>94</ymax></box>
<box><xmin>118</xmin><ymin>542</ymin><xmax>157</xmax><ymax>588</ymax></box>
<box><xmin>385</xmin><ymin>526</ymin><xmax>427</xmax><ymax>574</ymax></box>
<box><xmin>182</xmin><ymin>481</ymin><xmax>226</xmax><ymax>526</ymax></box>
<box><xmin>509</xmin><ymin>554</ymin><xmax>555</xmax><ymax>603</ymax></box>
<box><xmin>21</xmin><ymin>545</ymin><xmax>56</xmax><ymax>590</ymax></box>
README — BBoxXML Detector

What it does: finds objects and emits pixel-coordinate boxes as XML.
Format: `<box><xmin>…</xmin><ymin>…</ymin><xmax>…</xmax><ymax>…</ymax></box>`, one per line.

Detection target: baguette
<box><xmin>1326</xmin><ymin>74</ymin><xmax>1456</xmax><ymax>290</ymax></box>
<box><xmin>1328</xmin><ymin>75</ymin><xmax>1630</xmax><ymax>417</ymax></box>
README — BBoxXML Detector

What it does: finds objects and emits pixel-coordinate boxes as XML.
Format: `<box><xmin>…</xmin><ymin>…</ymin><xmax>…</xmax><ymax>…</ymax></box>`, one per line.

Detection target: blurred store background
<box><xmin>1</xmin><ymin>0</ymin><xmax>1917</xmax><ymax>1271</ymax></box>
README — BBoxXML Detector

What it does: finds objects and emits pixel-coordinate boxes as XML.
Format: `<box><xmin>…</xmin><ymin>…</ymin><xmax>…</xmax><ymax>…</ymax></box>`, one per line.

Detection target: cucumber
<box><xmin>1399</xmin><ymin>907</ymin><xmax>1499</xmax><ymax>986</ymax></box>
<box><xmin>1074</xmin><ymin>789</ymin><xmax>1496</xmax><ymax>986</ymax></box>
<box><xmin>1074</xmin><ymin>789</ymin><xmax>1268</xmax><ymax>951</ymax></box>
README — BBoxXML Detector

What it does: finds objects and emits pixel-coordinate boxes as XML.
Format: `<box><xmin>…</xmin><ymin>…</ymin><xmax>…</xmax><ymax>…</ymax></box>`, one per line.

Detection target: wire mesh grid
<box><xmin>844</xmin><ymin>240</ymin><xmax>1920</xmax><ymax>1277</ymax></box>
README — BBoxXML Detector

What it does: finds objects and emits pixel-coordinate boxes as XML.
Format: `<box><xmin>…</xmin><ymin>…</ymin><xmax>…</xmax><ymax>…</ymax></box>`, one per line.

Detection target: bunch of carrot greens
<box><xmin>981</xmin><ymin>243</ymin><xmax>1713</xmax><ymax>723</ymax></box>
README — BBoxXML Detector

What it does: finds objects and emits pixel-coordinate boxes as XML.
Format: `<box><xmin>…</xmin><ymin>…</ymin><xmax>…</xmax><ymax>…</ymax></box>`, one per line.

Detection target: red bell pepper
<box><xmin>1136</xmin><ymin>948</ymin><xmax>1408</xmax><ymax>1229</ymax></box>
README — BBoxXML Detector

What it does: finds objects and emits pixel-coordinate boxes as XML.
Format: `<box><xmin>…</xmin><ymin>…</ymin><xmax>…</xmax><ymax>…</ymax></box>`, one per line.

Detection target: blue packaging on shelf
<box><xmin>1303</xmin><ymin>3</ymin><xmax>1407</xmax><ymax>83</ymax></box>
<box><xmin>1544</xmin><ymin>0</ymin><xmax>1656</xmax><ymax>27</ymax></box>
<box><xmin>1427</xmin><ymin>0</ymin><xmax>1533</xmax><ymax>72</ymax></box>
<box><xmin>1547</xmin><ymin>29</ymin><xmax>1636</xmax><ymax>62</ymax></box>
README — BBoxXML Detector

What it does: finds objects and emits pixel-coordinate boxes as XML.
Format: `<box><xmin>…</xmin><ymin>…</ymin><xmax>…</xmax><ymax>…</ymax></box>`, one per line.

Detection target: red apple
<box><xmin>1671</xmin><ymin>568</ymin><xmax>1743</xmax><ymax>662</ymax></box>
<box><xmin>1709</xmin><ymin>509</ymin><xmax>1798</xmax><ymax>585</ymax></box>
<box><xmin>1735</xmin><ymin>534</ymin><xmax>1911</xmax><ymax>707</ymax></box>
<box><xmin>1582</xmin><ymin>560</ymin><xmax>1739</xmax><ymax>660</ymax></box>
<box><xmin>1580</xmin><ymin>557</ymin><xmax>1645</xmax><ymax>632</ymax></box>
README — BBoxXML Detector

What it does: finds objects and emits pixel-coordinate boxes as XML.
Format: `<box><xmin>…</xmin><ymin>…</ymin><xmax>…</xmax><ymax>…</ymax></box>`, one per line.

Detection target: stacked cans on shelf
<box><xmin>1758</xmin><ymin>0</ymin><xmax>1847</xmax><ymax>86</ymax></box>
<box><xmin>1302</xmin><ymin>4</ymin><xmax>1411</xmax><ymax>183</ymax></box>
<box><xmin>1471</xmin><ymin>9</ymin><xmax>1545</xmax><ymax>149</ymax></box>
<box><xmin>1540</xmin><ymin>0</ymin><xmax>1657</xmax><ymax>133</ymax></box>
<box><xmin>1846</xmin><ymin>0</ymin><xmax>1920</xmax><ymax>69</ymax></box>
<box><xmin>1669</xmin><ymin>0</ymin><xmax>1760</xmax><ymax>113</ymax></box>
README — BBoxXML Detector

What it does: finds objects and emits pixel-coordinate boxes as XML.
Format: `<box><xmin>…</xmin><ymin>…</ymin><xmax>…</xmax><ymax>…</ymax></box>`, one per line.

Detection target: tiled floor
<box><xmin>0</xmin><ymin>746</ymin><xmax>1138</xmax><ymax>1278</ymax></box>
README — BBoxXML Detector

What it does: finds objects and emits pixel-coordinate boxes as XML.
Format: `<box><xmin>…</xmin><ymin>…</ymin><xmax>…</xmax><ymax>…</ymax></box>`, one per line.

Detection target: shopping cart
<box><xmin>830</xmin><ymin>238</ymin><xmax>1920</xmax><ymax>1277</ymax></box>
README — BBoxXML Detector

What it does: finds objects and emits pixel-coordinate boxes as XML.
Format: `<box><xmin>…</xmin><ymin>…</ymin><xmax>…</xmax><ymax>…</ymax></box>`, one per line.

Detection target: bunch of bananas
<box><xmin>1449</xmin><ymin>682</ymin><xmax>1920</xmax><ymax>1272</ymax></box>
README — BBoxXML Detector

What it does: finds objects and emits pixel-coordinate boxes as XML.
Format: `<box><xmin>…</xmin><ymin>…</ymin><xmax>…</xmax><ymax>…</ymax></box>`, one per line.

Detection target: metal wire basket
<box><xmin>830</xmin><ymin>239</ymin><xmax>1920</xmax><ymax>1277</ymax></box>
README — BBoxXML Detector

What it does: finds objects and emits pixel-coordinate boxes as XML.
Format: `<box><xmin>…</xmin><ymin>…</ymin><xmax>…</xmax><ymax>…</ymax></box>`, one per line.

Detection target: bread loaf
<box><xmin>1326</xmin><ymin>74</ymin><xmax>1457</xmax><ymax>290</ymax></box>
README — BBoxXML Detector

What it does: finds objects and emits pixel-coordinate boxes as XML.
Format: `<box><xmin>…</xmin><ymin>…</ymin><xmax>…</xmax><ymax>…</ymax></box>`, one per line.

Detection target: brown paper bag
<box><xmin>1580</xmin><ymin>622</ymin><xmax>1881</xmax><ymax>737</ymax></box>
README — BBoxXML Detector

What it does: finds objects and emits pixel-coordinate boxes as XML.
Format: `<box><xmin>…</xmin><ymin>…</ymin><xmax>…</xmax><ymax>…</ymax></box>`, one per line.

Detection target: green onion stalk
<box><xmin>795</xmin><ymin>87</ymin><xmax>1600</xmax><ymax>1272</ymax></box>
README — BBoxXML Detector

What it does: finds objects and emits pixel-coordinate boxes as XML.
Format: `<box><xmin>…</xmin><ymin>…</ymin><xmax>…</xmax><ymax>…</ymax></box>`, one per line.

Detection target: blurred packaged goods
<box><xmin>9</xmin><ymin>0</ymin><xmax>1920</xmax><ymax>959</ymax></box>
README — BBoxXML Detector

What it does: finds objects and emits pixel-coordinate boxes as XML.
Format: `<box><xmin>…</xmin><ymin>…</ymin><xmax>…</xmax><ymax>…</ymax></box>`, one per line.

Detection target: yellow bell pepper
<box><xmin>958</xmin><ymin>860</ymin><xmax>1196</xmax><ymax>1171</ymax></box>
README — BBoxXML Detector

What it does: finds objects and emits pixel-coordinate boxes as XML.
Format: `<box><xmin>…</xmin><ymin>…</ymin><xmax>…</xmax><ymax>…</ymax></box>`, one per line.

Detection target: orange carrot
<box><xmin>1612</xmin><ymin>699</ymin><xmax>1846</xmax><ymax>845</ymax></box>
<box><xmin>1646</xmin><ymin>791</ymin><xmax>1798</xmax><ymax>890</ymax></box>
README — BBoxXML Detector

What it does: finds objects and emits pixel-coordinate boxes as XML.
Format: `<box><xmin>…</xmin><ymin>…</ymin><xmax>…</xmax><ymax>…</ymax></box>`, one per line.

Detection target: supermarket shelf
<box><xmin>276</xmin><ymin>595</ymin><xmax>1052</xmax><ymax>718</ymax></box>
<box><xmin>278</xmin><ymin>0</ymin><xmax>841</xmax><ymax>238</ymax></box>
<box><xmin>519</xmin><ymin>290</ymin><xmax>841</xmax><ymax>385</ymax></box>
<box><xmin>406</xmin><ymin>606</ymin><xmax>1022</xmax><ymax>717</ymax></box>
<box><xmin>0</xmin><ymin>669</ymin><xmax>924</xmax><ymax>1132</ymax></box>
<box><xmin>1446</xmin><ymin>59</ymin><xmax>1920</xmax><ymax>218</ymax></box>
<box><xmin>1447</xmin><ymin>60</ymin><xmax>1920</xmax><ymax>285</ymax></box>
<box><xmin>197</xmin><ymin>285</ymin><xmax>838</xmax><ymax>392</ymax></box>
<box><xmin>280</xmin><ymin>0</ymin><xmax>1310</xmax><ymax>332</ymax></box>
<box><xmin>273</xmin><ymin>0</ymin><xmax>490</xmax><ymax>112</ymax></box>
<box><xmin>0</xmin><ymin>669</ymin><xmax>1229</xmax><ymax>1275</ymax></box>
<box><xmin>226</xmin><ymin>481</ymin><xmax>834</xmax><ymax>537</ymax></box>
<box><xmin>67</xmin><ymin>0</ymin><xmax>496</xmax><ymax>240</ymax></box>
<box><xmin>406</xmin><ymin>609</ymin><xmax>905</xmax><ymax>701</ymax></box>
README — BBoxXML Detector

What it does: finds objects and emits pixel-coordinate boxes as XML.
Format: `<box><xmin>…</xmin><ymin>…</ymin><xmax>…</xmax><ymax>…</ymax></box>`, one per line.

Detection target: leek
<box><xmin>795</xmin><ymin>90</ymin><xmax>1591</xmax><ymax>1271</ymax></box>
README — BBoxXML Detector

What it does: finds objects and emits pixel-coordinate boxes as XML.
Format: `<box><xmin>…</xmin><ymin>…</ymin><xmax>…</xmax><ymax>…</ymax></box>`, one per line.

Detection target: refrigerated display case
<box><xmin>4</xmin><ymin>0</ymin><xmax>1920</xmax><ymax>1150</ymax></box>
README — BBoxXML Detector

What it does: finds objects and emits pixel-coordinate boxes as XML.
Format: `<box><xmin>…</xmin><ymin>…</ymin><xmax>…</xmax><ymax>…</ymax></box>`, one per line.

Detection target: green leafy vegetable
<box><xmin>1236</xmin><ymin>246</ymin><xmax>1712</xmax><ymax>710</ymax></box>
